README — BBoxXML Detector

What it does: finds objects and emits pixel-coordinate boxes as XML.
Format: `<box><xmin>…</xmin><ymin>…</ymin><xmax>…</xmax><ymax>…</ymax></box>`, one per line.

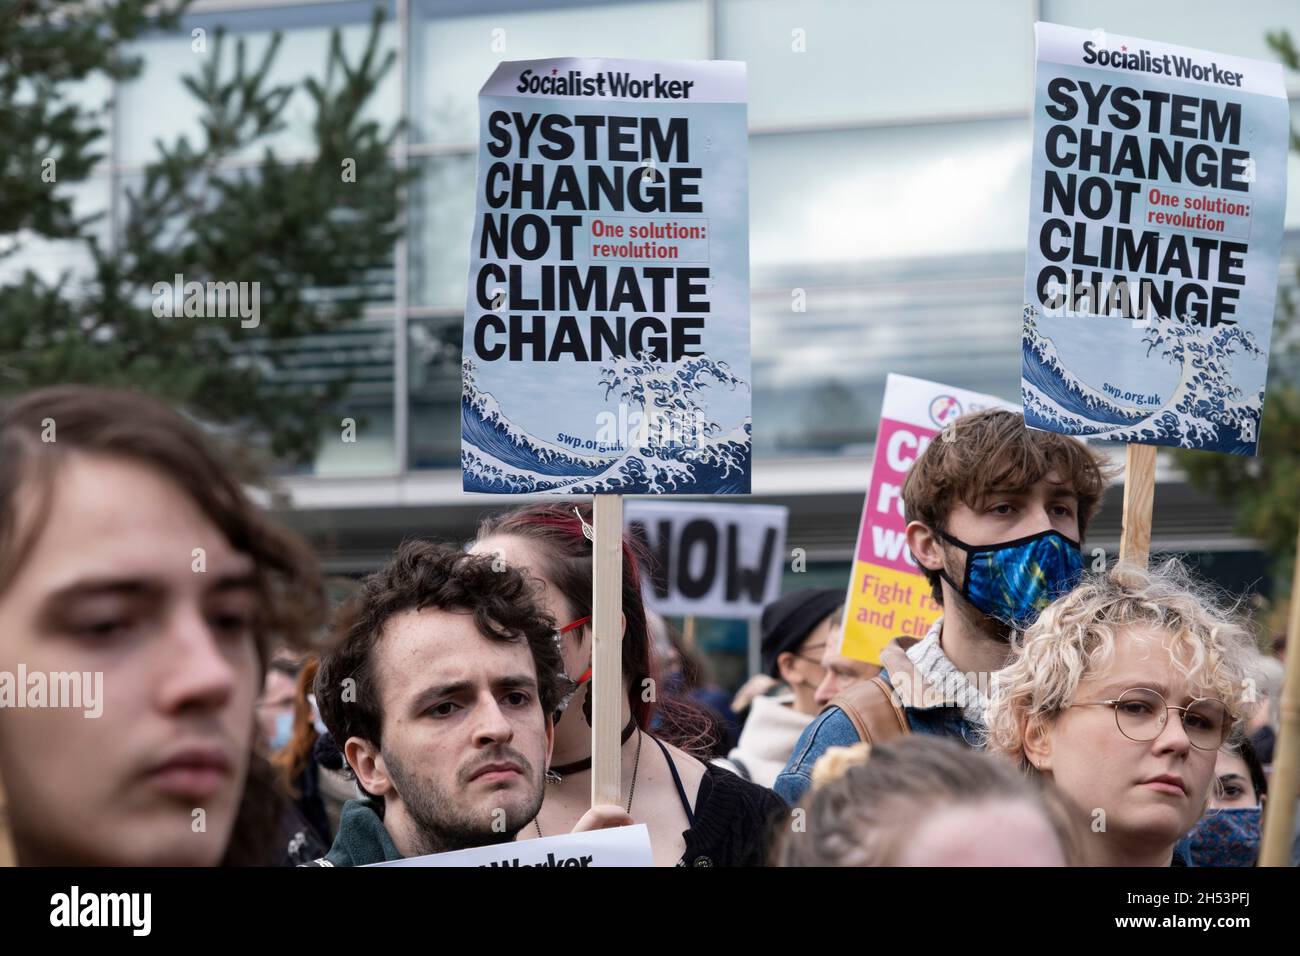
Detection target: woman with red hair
<box><xmin>472</xmin><ymin>503</ymin><xmax>786</xmax><ymax>866</ymax></box>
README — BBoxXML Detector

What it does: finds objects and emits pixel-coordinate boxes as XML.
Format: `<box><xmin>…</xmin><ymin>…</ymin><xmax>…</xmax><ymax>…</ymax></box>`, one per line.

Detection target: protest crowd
<box><xmin>0</xmin><ymin>387</ymin><xmax>1290</xmax><ymax>869</ymax></box>
<box><xmin>0</xmin><ymin>7</ymin><xmax>1297</xmax><ymax>893</ymax></box>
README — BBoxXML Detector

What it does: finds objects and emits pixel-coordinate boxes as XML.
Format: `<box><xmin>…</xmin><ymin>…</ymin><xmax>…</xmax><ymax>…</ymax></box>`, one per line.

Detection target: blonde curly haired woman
<box><xmin>985</xmin><ymin>561</ymin><xmax>1261</xmax><ymax>867</ymax></box>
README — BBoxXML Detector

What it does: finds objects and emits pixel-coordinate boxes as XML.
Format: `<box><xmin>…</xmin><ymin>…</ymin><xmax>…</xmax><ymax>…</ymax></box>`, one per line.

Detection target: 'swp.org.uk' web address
<box><xmin>1115</xmin><ymin>916</ymin><xmax>1250</xmax><ymax>929</ymax></box>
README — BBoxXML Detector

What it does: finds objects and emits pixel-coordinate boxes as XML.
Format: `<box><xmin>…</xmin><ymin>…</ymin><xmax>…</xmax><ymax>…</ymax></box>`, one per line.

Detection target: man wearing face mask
<box><xmin>774</xmin><ymin>409</ymin><xmax>1112</xmax><ymax>805</ymax></box>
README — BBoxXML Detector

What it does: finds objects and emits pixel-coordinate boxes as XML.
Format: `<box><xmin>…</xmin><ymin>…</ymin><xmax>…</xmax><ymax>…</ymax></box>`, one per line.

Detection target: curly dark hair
<box><xmin>315</xmin><ymin>541</ymin><xmax>565</xmax><ymax>796</ymax></box>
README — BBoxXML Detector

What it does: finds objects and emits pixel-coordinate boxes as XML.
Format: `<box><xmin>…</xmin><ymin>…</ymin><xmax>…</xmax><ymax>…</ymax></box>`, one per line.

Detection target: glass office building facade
<box><xmin>11</xmin><ymin>1</ymin><xmax>1297</xmax><ymax>615</ymax></box>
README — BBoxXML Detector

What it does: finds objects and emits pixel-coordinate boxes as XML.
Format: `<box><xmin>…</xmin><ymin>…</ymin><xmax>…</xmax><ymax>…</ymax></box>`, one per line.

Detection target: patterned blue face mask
<box><xmin>937</xmin><ymin>528</ymin><xmax>1084</xmax><ymax>629</ymax></box>
<box><xmin>1185</xmin><ymin>807</ymin><xmax>1261</xmax><ymax>867</ymax></box>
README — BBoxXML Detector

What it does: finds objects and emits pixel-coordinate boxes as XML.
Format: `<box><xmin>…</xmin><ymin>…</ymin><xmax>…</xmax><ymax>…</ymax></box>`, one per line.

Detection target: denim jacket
<box><xmin>773</xmin><ymin>634</ymin><xmax>983</xmax><ymax>805</ymax></box>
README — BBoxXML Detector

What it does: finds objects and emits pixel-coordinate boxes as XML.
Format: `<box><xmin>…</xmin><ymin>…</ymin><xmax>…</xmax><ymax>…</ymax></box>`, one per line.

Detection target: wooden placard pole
<box><xmin>682</xmin><ymin>615</ymin><xmax>697</xmax><ymax>650</ymax></box>
<box><xmin>590</xmin><ymin>494</ymin><xmax>625</xmax><ymax>809</ymax></box>
<box><xmin>1118</xmin><ymin>443</ymin><xmax>1157</xmax><ymax>567</ymax></box>
<box><xmin>1259</xmin><ymin>521</ymin><xmax>1300</xmax><ymax>866</ymax></box>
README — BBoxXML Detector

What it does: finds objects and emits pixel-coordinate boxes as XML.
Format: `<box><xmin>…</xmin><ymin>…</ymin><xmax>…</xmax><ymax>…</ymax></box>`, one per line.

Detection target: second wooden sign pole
<box><xmin>590</xmin><ymin>494</ymin><xmax>625</xmax><ymax>808</ymax></box>
<box><xmin>1118</xmin><ymin>443</ymin><xmax>1157</xmax><ymax>567</ymax></box>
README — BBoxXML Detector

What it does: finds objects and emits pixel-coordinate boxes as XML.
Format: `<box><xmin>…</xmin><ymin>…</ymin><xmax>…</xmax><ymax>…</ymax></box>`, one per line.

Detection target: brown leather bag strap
<box><xmin>827</xmin><ymin>675</ymin><xmax>909</xmax><ymax>745</ymax></box>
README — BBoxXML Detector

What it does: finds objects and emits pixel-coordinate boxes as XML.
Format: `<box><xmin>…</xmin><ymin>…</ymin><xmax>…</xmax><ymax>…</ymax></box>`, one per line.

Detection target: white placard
<box><xmin>626</xmin><ymin>501</ymin><xmax>788</xmax><ymax>619</ymax></box>
<box><xmin>367</xmin><ymin>824</ymin><xmax>654</xmax><ymax>868</ymax></box>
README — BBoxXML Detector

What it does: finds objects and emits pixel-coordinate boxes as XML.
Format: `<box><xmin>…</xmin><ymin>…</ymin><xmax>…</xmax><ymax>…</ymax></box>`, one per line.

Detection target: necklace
<box><xmin>547</xmin><ymin>717</ymin><xmax>636</xmax><ymax>779</ymax></box>
<box><xmin>534</xmin><ymin>728</ymin><xmax>642</xmax><ymax>839</ymax></box>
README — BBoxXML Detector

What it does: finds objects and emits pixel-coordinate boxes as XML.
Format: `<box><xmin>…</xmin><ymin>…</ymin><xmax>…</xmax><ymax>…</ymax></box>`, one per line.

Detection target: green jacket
<box><xmin>302</xmin><ymin>798</ymin><xmax>404</xmax><ymax>867</ymax></box>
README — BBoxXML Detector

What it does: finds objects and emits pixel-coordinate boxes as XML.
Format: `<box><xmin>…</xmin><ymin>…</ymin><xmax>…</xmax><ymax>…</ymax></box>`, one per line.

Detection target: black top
<box><xmin>654</xmin><ymin>738</ymin><xmax>787</xmax><ymax>867</ymax></box>
<box><xmin>650</xmin><ymin>735</ymin><xmax>697</xmax><ymax>826</ymax></box>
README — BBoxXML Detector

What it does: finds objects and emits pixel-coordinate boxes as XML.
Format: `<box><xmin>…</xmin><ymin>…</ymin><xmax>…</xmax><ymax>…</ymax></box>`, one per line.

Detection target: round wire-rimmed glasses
<box><xmin>1072</xmin><ymin>687</ymin><xmax>1231</xmax><ymax>751</ymax></box>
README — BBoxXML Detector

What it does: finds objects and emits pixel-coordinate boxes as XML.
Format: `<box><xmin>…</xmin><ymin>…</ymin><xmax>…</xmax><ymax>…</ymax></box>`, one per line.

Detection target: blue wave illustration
<box><xmin>1021</xmin><ymin>307</ymin><xmax>1265</xmax><ymax>456</ymax></box>
<box><xmin>462</xmin><ymin>355</ymin><xmax>752</xmax><ymax>494</ymax></box>
<box><xmin>461</xmin><ymin>396</ymin><xmax>610</xmax><ymax>479</ymax></box>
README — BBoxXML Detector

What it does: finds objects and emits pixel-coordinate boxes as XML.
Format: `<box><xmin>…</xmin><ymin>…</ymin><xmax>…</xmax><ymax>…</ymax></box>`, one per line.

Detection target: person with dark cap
<box><xmin>717</xmin><ymin>588</ymin><xmax>843</xmax><ymax>786</ymax></box>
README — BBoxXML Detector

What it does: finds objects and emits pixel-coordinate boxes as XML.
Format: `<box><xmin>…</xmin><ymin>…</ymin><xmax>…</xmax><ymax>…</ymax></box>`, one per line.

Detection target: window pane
<box><xmin>750</xmin><ymin>119</ymin><xmax>1031</xmax><ymax>276</ymax></box>
<box><xmin>118</xmin><ymin>1</ymin><xmax>399</xmax><ymax>166</ymax></box>
<box><xmin>719</xmin><ymin>0</ymin><xmax>1033</xmax><ymax>127</ymax></box>
<box><xmin>408</xmin><ymin>153</ymin><xmax>477</xmax><ymax>308</ymax></box>
<box><xmin>407</xmin><ymin>315</ymin><xmax>465</xmax><ymax>469</ymax></box>
<box><xmin>752</xmin><ymin>255</ymin><xmax>1023</xmax><ymax>456</ymax></box>
<box><xmin>279</xmin><ymin>317</ymin><xmax>398</xmax><ymax>476</ymax></box>
<box><xmin>409</xmin><ymin>0</ymin><xmax>707</xmax><ymax>145</ymax></box>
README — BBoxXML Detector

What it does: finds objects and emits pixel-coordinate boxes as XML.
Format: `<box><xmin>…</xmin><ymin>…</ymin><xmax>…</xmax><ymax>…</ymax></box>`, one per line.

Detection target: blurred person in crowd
<box><xmin>813</xmin><ymin>605</ymin><xmax>880</xmax><ymax>709</ymax></box>
<box><xmin>772</xmin><ymin>735</ymin><xmax>1076</xmax><ymax>866</ymax></box>
<box><xmin>257</xmin><ymin>652</ymin><xmax>302</xmax><ymax>752</ymax></box>
<box><xmin>718</xmin><ymin>588</ymin><xmax>841</xmax><ymax>786</ymax></box>
<box><xmin>0</xmin><ymin>385</ymin><xmax>325</xmax><ymax>865</ymax></box>
<box><xmin>1179</xmin><ymin>738</ymin><xmax>1269</xmax><ymax>867</ymax></box>
<box><xmin>986</xmin><ymin>561</ymin><xmax>1259</xmax><ymax>867</ymax></box>
<box><xmin>764</xmin><ymin>588</ymin><xmax>843</xmax><ymax>718</ymax></box>
<box><xmin>1245</xmin><ymin>654</ymin><xmax>1283</xmax><ymax>765</ymax></box>
<box><xmin>730</xmin><ymin>672</ymin><xmax>779</xmax><ymax>716</ymax></box>
<box><xmin>472</xmin><ymin>504</ymin><xmax>786</xmax><ymax>866</ymax></box>
<box><xmin>308</xmin><ymin>542</ymin><xmax>628</xmax><ymax>866</ymax></box>
<box><xmin>647</xmin><ymin>609</ymin><xmax>738</xmax><ymax>756</ymax></box>
<box><xmin>1209</xmin><ymin>738</ymin><xmax>1268</xmax><ymax>810</ymax></box>
<box><xmin>775</xmin><ymin>409</ymin><xmax>1111</xmax><ymax>804</ymax></box>
<box><xmin>272</xmin><ymin>655</ymin><xmax>358</xmax><ymax>865</ymax></box>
